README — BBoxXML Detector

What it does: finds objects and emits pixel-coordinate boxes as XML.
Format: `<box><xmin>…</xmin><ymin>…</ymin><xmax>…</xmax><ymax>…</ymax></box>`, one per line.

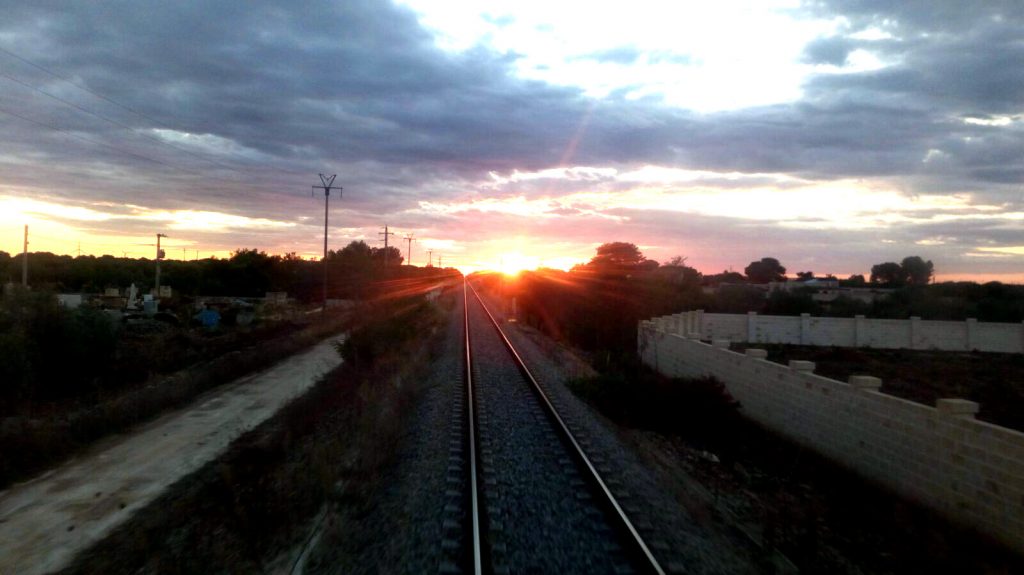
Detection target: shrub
<box><xmin>0</xmin><ymin>290</ymin><xmax>119</xmax><ymax>412</ymax></box>
<box><xmin>336</xmin><ymin>298</ymin><xmax>440</xmax><ymax>368</ymax></box>
<box><xmin>568</xmin><ymin>361</ymin><xmax>741</xmax><ymax>452</ymax></box>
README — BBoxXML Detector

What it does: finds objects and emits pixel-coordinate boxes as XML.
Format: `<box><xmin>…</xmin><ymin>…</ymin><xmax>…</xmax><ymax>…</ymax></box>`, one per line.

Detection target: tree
<box><xmin>796</xmin><ymin>271</ymin><xmax>814</xmax><ymax>281</ymax></box>
<box><xmin>666</xmin><ymin>255</ymin><xmax>688</xmax><ymax>267</ymax></box>
<box><xmin>329</xmin><ymin>240</ymin><xmax>374</xmax><ymax>269</ymax></box>
<box><xmin>706</xmin><ymin>270</ymin><xmax>746</xmax><ymax>285</ymax></box>
<box><xmin>654</xmin><ymin>259</ymin><xmax>702</xmax><ymax>286</ymax></box>
<box><xmin>870</xmin><ymin>262</ymin><xmax>905</xmax><ymax>285</ymax></box>
<box><xmin>845</xmin><ymin>274</ymin><xmax>867</xmax><ymax>287</ymax></box>
<box><xmin>581</xmin><ymin>242</ymin><xmax>648</xmax><ymax>276</ymax></box>
<box><xmin>371</xmin><ymin>246</ymin><xmax>404</xmax><ymax>266</ymax></box>
<box><xmin>901</xmin><ymin>256</ymin><xmax>934</xmax><ymax>285</ymax></box>
<box><xmin>744</xmin><ymin>257</ymin><xmax>786</xmax><ymax>284</ymax></box>
<box><xmin>588</xmin><ymin>242</ymin><xmax>646</xmax><ymax>268</ymax></box>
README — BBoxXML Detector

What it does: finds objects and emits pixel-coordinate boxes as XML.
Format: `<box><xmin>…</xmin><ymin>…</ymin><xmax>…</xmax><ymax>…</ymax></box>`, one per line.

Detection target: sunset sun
<box><xmin>495</xmin><ymin>252</ymin><xmax>541</xmax><ymax>277</ymax></box>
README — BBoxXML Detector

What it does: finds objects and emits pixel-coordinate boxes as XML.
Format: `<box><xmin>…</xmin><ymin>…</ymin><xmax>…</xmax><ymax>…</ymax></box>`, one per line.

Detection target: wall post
<box><xmin>747</xmin><ymin>311</ymin><xmax>757</xmax><ymax>343</ymax></box>
<box><xmin>936</xmin><ymin>398</ymin><xmax>979</xmax><ymax>419</ymax></box>
<box><xmin>855</xmin><ymin>314</ymin><xmax>866</xmax><ymax>347</ymax></box>
<box><xmin>789</xmin><ymin>360</ymin><xmax>816</xmax><ymax>373</ymax></box>
<box><xmin>848</xmin><ymin>375</ymin><xmax>882</xmax><ymax>391</ymax></box>
<box><xmin>800</xmin><ymin>313</ymin><xmax>811</xmax><ymax>345</ymax></box>
<box><xmin>965</xmin><ymin>318</ymin><xmax>977</xmax><ymax>351</ymax></box>
<box><xmin>910</xmin><ymin>316</ymin><xmax>921</xmax><ymax>349</ymax></box>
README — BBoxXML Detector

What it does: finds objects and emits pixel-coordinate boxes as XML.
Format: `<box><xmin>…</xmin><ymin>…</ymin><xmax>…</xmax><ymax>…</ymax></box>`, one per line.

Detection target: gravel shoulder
<box><xmin>302</xmin><ymin>291</ymin><xmax>464</xmax><ymax>574</ymax></box>
<box><xmin>0</xmin><ymin>335</ymin><xmax>344</xmax><ymax>575</ymax></box>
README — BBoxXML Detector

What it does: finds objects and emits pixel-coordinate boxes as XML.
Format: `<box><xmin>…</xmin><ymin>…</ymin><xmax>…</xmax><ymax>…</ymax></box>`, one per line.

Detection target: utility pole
<box><xmin>427</xmin><ymin>249</ymin><xmax>434</xmax><ymax>267</ymax></box>
<box><xmin>155</xmin><ymin>233</ymin><xmax>167</xmax><ymax>296</ymax></box>
<box><xmin>379</xmin><ymin>225</ymin><xmax>396</xmax><ymax>266</ymax></box>
<box><xmin>438</xmin><ymin>254</ymin><xmax>443</xmax><ymax>268</ymax></box>
<box><xmin>76</xmin><ymin>242</ymin><xmax>81</xmax><ymax>257</ymax></box>
<box><xmin>312</xmin><ymin>174</ymin><xmax>341</xmax><ymax>311</ymax></box>
<box><xmin>403</xmin><ymin>234</ymin><xmax>415</xmax><ymax>266</ymax></box>
<box><xmin>22</xmin><ymin>224</ymin><xmax>28</xmax><ymax>286</ymax></box>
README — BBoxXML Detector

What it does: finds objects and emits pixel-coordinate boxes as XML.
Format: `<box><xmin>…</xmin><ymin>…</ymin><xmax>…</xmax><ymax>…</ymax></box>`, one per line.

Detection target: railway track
<box><xmin>454</xmin><ymin>278</ymin><xmax>667</xmax><ymax>574</ymax></box>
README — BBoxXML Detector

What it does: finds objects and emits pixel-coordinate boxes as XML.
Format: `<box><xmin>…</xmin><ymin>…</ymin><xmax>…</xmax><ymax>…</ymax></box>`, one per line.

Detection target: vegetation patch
<box><xmin>0</xmin><ymin>299</ymin><xmax>350</xmax><ymax>490</ymax></box>
<box><xmin>567</xmin><ymin>362</ymin><xmax>741</xmax><ymax>452</ymax></box>
<box><xmin>61</xmin><ymin>291</ymin><xmax>450</xmax><ymax>574</ymax></box>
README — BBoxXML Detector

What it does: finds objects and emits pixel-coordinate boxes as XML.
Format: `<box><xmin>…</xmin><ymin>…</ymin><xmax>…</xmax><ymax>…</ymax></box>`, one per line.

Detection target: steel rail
<box><xmin>466</xmin><ymin>281</ymin><xmax>666</xmax><ymax>575</ymax></box>
<box><xmin>463</xmin><ymin>279</ymin><xmax>484</xmax><ymax>575</ymax></box>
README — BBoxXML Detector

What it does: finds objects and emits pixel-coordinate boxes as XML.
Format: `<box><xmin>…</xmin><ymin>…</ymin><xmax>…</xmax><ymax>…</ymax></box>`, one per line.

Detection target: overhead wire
<box><xmin>0</xmin><ymin>100</ymin><xmax>296</xmax><ymax>192</ymax></box>
<box><xmin>17</xmin><ymin>232</ymin><xmax>205</xmax><ymax>259</ymax></box>
<box><xmin>0</xmin><ymin>105</ymin><xmax>188</xmax><ymax>171</ymax></box>
<box><xmin>0</xmin><ymin>46</ymin><xmax>312</xmax><ymax>179</ymax></box>
<box><xmin>0</xmin><ymin>45</ymin><xmax>341</xmax><ymax>259</ymax></box>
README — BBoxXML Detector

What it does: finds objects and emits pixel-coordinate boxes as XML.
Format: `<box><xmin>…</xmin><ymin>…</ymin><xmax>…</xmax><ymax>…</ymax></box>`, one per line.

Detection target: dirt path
<box><xmin>0</xmin><ymin>335</ymin><xmax>344</xmax><ymax>575</ymax></box>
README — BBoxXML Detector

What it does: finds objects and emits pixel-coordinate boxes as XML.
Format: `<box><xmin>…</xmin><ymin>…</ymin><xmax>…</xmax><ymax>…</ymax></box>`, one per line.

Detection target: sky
<box><xmin>0</xmin><ymin>0</ymin><xmax>1022</xmax><ymax>280</ymax></box>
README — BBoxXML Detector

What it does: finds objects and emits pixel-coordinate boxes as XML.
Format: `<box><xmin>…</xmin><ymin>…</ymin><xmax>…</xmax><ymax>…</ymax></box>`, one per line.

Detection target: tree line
<box><xmin>0</xmin><ymin>241</ymin><xmax>449</xmax><ymax>301</ymax></box>
<box><xmin>503</xmin><ymin>242</ymin><xmax>1022</xmax><ymax>368</ymax></box>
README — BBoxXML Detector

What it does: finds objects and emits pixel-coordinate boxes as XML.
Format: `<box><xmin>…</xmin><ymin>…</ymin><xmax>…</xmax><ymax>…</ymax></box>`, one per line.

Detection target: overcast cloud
<box><xmin>0</xmin><ymin>0</ymin><xmax>1021</xmax><ymax>279</ymax></box>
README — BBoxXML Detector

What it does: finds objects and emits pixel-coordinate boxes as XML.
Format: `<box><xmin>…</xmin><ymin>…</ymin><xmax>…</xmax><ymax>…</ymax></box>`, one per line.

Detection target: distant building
<box><xmin>769</xmin><ymin>278</ymin><xmax>892</xmax><ymax>304</ymax></box>
<box><xmin>702</xmin><ymin>282</ymin><xmax>769</xmax><ymax>296</ymax></box>
<box><xmin>264</xmin><ymin>291</ymin><xmax>288</xmax><ymax>304</ymax></box>
<box><xmin>57</xmin><ymin>294</ymin><xmax>83</xmax><ymax>309</ymax></box>
<box><xmin>768</xmin><ymin>278</ymin><xmax>840</xmax><ymax>292</ymax></box>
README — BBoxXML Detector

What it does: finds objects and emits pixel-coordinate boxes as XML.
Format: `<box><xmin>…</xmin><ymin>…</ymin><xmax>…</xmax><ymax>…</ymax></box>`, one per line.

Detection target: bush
<box><xmin>568</xmin><ymin>361</ymin><xmax>741</xmax><ymax>452</ymax></box>
<box><xmin>336</xmin><ymin>297</ymin><xmax>441</xmax><ymax>368</ymax></box>
<box><xmin>0</xmin><ymin>290</ymin><xmax>119</xmax><ymax>412</ymax></box>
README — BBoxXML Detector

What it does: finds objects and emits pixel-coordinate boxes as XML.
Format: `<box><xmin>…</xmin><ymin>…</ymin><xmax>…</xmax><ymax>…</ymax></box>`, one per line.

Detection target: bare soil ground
<box><xmin>732</xmin><ymin>344</ymin><xmax>1024</xmax><ymax>431</ymax></box>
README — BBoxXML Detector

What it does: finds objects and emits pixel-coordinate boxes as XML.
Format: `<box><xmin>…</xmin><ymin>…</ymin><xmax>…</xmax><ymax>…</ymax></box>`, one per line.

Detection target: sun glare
<box><xmin>496</xmin><ymin>253</ymin><xmax>541</xmax><ymax>277</ymax></box>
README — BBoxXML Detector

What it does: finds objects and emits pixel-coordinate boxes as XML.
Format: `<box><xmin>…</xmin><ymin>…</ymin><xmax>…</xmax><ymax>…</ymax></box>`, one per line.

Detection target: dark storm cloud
<box><xmin>2</xmin><ymin>0</ymin><xmax>1018</xmax><ymax>188</ymax></box>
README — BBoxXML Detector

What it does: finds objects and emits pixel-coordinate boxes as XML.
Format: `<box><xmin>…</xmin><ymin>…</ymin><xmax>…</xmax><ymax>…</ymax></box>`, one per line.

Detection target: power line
<box><xmin>403</xmin><ymin>233</ymin><xmax>415</xmax><ymax>266</ymax></box>
<box><xmin>0</xmin><ymin>45</ymin><xmax>312</xmax><ymax>179</ymax></box>
<box><xmin>0</xmin><ymin>68</ymin><xmax>272</xmax><ymax>179</ymax></box>
<box><xmin>379</xmin><ymin>225</ymin><xmax>396</xmax><ymax>267</ymax></box>
<box><xmin>0</xmin><ymin>104</ymin><xmax>295</xmax><ymax>192</ymax></box>
<box><xmin>312</xmin><ymin>173</ymin><xmax>341</xmax><ymax>311</ymax></box>
<box><xmin>0</xmin><ymin>106</ymin><xmax>186</xmax><ymax>171</ymax></box>
<box><xmin>0</xmin><ymin>69</ymin><xmax>305</xmax><ymax>189</ymax></box>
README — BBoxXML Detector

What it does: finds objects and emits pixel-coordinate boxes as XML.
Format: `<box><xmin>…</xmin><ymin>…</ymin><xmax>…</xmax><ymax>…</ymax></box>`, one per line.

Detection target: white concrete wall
<box><xmin>639</xmin><ymin>320</ymin><xmax>1024</xmax><ymax>554</ymax></box>
<box><xmin>671</xmin><ymin>311</ymin><xmax>1024</xmax><ymax>353</ymax></box>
